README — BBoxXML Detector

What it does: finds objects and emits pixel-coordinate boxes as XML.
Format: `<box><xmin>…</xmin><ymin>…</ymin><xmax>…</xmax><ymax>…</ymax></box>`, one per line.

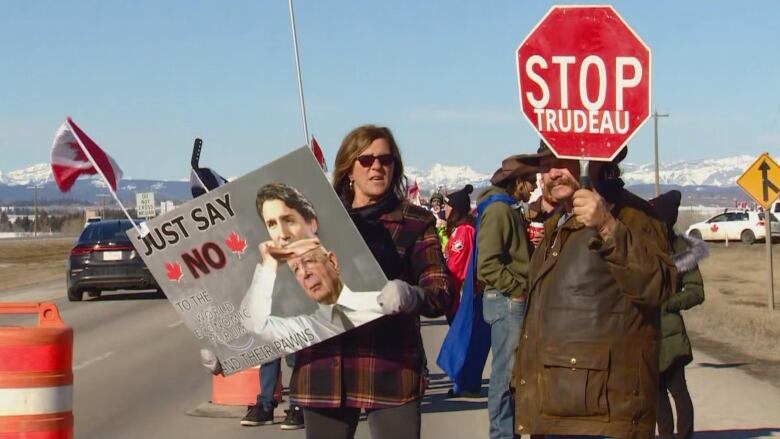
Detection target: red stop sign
<box><xmin>517</xmin><ymin>6</ymin><xmax>651</xmax><ymax>161</ymax></box>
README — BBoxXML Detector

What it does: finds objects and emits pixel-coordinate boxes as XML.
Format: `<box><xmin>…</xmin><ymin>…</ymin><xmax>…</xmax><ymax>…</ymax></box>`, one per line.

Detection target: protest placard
<box><xmin>127</xmin><ymin>146</ymin><xmax>387</xmax><ymax>375</ymax></box>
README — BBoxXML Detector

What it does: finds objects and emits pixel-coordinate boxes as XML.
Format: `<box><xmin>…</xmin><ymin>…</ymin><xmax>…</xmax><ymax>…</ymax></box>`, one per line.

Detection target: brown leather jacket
<box><xmin>514</xmin><ymin>190</ymin><xmax>676</xmax><ymax>439</ymax></box>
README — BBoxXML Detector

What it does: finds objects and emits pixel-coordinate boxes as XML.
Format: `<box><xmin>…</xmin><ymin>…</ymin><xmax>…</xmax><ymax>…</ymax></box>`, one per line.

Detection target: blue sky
<box><xmin>1</xmin><ymin>1</ymin><xmax>779</xmax><ymax>179</ymax></box>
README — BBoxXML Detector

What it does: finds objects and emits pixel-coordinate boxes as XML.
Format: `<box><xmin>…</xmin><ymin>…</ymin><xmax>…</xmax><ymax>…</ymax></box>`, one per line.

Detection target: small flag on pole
<box><xmin>311</xmin><ymin>136</ymin><xmax>327</xmax><ymax>171</ymax></box>
<box><xmin>51</xmin><ymin>117</ymin><xmax>123</xmax><ymax>192</ymax></box>
<box><xmin>50</xmin><ymin>117</ymin><xmax>145</xmax><ymax>236</ymax></box>
<box><xmin>407</xmin><ymin>177</ymin><xmax>421</xmax><ymax>205</ymax></box>
<box><xmin>190</xmin><ymin>167</ymin><xmax>227</xmax><ymax>198</ymax></box>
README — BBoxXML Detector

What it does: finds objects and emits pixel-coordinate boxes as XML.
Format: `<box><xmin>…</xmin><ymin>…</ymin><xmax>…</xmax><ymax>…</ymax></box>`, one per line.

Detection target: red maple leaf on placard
<box><xmin>225</xmin><ymin>231</ymin><xmax>247</xmax><ymax>259</ymax></box>
<box><xmin>710</xmin><ymin>224</ymin><xmax>719</xmax><ymax>233</ymax></box>
<box><xmin>165</xmin><ymin>262</ymin><xmax>184</xmax><ymax>282</ymax></box>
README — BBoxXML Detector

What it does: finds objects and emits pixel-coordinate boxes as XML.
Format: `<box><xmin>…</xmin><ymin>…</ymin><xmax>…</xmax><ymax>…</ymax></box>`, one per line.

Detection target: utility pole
<box><xmin>653</xmin><ymin>110</ymin><xmax>670</xmax><ymax>197</ymax></box>
<box><xmin>27</xmin><ymin>184</ymin><xmax>42</xmax><ymax>237</ymax></box>
<box><xmin>96</xmin><ymin>194</ymin><xmax>110</xmax><ymax>219</ymax></box>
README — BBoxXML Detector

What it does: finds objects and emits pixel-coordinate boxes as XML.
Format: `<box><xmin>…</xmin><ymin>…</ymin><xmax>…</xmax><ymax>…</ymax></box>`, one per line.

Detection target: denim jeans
<box><xmin>257</xmin><ymin>355</ymin><xmax>296</xmax><ymax>410</ymax></box>
<box><xmin>483</xmin><ymin>290</ymin><xmax>525</xmax><ymax>439</ymax></box>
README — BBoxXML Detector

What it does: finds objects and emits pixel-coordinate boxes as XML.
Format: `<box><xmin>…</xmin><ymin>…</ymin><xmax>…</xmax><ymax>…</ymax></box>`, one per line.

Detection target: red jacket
<box><xmin>445</xmin><ymin>223</ymin><xmax>475</xmax><ymax>315</ymax></box>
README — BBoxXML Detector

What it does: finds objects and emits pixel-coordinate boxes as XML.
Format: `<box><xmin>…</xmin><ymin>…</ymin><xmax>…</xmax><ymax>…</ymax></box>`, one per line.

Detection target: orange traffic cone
<box><xmin>187</xmin><ymin>363</ymin><xmax>283</xmax><ymax>418</ymax></box>
<box><xmin>211</xmin><ymin>366</ymin><xmax>282</xmax><ymax>405</ymax></box>
<box><xmin>0</xmin><ymin>303</ymin><xmax>73</xmax><ymax>439</ymax></box>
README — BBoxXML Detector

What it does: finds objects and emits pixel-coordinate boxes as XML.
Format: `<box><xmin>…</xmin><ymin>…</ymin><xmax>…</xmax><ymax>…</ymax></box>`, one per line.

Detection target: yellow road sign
<box><xmin>737</xmin><ymin>153</ymin><xmax>780</xmax><ymax>209</ymax></box>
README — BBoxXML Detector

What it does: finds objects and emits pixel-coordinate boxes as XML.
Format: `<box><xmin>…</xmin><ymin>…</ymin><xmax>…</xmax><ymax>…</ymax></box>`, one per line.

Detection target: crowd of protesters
<box><xmin>201</xmin><ymin>124</ymin><xmax>707</xmax><ymax>439</ymax></box>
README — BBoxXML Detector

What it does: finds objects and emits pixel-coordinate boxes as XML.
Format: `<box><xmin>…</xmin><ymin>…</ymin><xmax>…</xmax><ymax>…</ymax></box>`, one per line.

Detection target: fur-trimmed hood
<box><xmin>672</xmin><ymin>234</ymin><xmax>709</xmax><ymax>274</ymax></box>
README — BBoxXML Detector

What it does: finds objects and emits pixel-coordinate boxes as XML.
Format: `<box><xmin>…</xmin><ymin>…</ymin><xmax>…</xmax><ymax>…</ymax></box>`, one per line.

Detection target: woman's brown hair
<box><xmin>445</xmin><ymin>208</ymin><xmax>474</xmax><ymax>237</ymax></box>
<box><xmin>332</xmin><ymin>125</ymin><xmax>407</xmax><ymax>202</ymax></box>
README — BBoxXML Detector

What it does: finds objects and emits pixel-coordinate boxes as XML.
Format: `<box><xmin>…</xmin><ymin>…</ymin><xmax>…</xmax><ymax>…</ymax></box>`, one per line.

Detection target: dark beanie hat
<box><xmin>445</xmin><ymin>184</ymin><xmax>474</xmax><ymax>215</ymax></box>
<box><xmin>649</xmin><ymin>190</ymin><xmax>682</xmax><ymax>227</ymax></box>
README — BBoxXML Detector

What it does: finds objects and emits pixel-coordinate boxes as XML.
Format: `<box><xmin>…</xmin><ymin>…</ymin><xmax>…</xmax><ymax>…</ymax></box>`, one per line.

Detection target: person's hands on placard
<box><xmin>272</xmin><ymin>238</ymin><xmax>321</xmax><ymax>259</ymax></box>
<box><xmin>260</xmin><ymin>238</ymin><xmax>321</xmax><ymax>270</ymax></box>
<box><xmin>377</xmin><ymin>279</ymin><xmax>422</xmax><ymax>315</ymax></box>
<box><xmin>259</xmin><ymin>241</ymin><xmax>282</xmax><ymax>271</ymax></box>
<box><xmin>200</xmin><ymin>348</ymin><xmax>223</xmax><ymax>376</ymax></box>
<box><xmin>572</xmin><ymin>189</ymin><xmax>617</xmax><ymax>240</ymax></box>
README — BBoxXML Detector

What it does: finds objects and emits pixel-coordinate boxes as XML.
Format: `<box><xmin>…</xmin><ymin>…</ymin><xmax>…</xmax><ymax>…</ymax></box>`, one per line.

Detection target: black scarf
<box><xmin>344</xmin><ymin>190</ymin><xmax>400</xmax><ymax>224</ymax></box>
<box><xmin>343</xmin><ymin>191</ymin><xmax>404</xmax><ymax>279</ymax></box>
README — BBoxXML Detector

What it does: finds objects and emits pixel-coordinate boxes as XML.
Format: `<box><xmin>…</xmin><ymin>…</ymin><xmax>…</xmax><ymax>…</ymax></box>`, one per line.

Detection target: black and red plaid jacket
<box><xmin>290</xmin><ymin>200</ymin><xmax>451</xmax><ymax>408</ymax></box>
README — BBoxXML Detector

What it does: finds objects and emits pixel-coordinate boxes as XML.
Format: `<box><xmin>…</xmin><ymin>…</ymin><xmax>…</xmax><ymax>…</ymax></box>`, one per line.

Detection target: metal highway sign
<box><xmin>737</xmin><ymin>153</ymin><xmax>780</xmax><ymax>210</ymax></box>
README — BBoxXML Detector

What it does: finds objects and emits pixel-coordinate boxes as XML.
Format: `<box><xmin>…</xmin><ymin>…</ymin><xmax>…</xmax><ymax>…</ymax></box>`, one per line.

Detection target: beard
<box><xmin>548</xmin><ymin>176</ymin><xmax>578</xmax><ymax>201</ymax></box>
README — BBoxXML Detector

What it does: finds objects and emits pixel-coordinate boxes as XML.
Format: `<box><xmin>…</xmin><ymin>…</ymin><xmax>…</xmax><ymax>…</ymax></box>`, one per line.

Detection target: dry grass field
<box><xmin>684</xmin><ymin>241</ymin><xmax>780</xmax><ymax>386</ymax></box>
<box><xmin>0</xmin><ymin>237</ymin><xmax>75</xmax><ymax>292</ymax></box>
<box><xmin>670</xmin><ymin>209</ymin><xmax>780</xmax><ymax>377</ymax></box>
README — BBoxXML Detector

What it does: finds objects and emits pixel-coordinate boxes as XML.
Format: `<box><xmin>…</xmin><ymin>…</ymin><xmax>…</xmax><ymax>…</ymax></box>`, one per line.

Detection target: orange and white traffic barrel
<box><xmin>0</xmin><ymin>303</ymin><xmax>73</xmax><ymax>439</ymax></box>
<box><xmin>211</xmin><ymin>365</ymin><xmax>282</xmax><ymax>406</ymax></box>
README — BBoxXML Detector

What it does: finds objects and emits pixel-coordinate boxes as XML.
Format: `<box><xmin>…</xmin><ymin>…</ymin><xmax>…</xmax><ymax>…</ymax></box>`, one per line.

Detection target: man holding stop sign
<box><xmin>511</xmin><ymin>6</ymin><xmax>677</xmax><ymax>439</ymax></box>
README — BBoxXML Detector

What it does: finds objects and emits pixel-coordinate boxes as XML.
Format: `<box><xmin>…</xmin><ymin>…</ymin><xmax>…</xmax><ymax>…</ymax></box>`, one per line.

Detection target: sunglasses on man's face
<box><xmin>356</xmin><ymin>154</ymin><xmax>395</xmax><ymax>168</ymax></box>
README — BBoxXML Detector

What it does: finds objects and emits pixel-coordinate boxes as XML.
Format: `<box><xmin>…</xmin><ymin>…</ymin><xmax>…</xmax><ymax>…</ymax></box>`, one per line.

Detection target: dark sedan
<box><xmin>67</xmin><ymin>219</ymin><xmax>158</xmax><ymax>301</ymax></box>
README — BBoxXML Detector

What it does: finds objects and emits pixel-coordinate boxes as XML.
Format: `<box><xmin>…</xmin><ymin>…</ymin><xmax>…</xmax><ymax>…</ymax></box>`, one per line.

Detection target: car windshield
<box><xmin>77</xmin><ymin>221</ymin><xmax>138</xmax><ymax>245</ymax></box>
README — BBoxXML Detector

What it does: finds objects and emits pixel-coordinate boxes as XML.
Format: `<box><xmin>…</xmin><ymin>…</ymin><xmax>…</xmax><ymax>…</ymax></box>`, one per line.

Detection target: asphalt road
<box><xmin>2</xmin><ymin>282</ymin><xmax>779</xmax><ymax>439</ymax></box>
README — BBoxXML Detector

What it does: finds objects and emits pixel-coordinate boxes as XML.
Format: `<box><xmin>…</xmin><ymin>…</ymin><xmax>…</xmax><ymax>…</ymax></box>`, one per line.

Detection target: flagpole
<box><xmin>288</xmin><ymin>0</ymin><xmax>311</xmax><ymax>147</ymax></box>
<box><xmin>65</xmin><ymin>119</ymin><xmax>145</xmax><ymax>236</ymax></box>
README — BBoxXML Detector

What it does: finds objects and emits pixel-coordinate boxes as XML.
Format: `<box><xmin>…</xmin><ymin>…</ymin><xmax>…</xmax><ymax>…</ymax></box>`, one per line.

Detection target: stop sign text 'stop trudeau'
<box><xmin>517</xmin><ymin>5</ymin><xmax>651</xmax><ymax>161</ymax></box>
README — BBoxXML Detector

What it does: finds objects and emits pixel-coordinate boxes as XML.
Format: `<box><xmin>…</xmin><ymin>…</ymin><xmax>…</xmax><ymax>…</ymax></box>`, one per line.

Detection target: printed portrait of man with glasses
<box><xmin>241</xmin><ymin>182</ymin><xmax>384</xmax><ymax>349</ymax></box>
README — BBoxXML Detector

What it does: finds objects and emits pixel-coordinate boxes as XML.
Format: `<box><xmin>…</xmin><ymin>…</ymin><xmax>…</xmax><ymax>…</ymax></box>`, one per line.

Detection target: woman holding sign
<box><xmin>289</xmin><ymin>125</ymin><xmax>451</xmax><ymax>439</ymax></box>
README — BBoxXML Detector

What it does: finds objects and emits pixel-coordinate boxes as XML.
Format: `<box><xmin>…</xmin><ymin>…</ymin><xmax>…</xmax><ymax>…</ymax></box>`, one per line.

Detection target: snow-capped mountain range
<box><xmin>406</xmin><ymin>154</ymin><xmax>759</xmax><ymax>192</ymax></box>
<box><xmin>0</xmin><ymin>164</ymin><xmax>54</xmax><ymax>187</ymax></box>
<box><xmin>0</xmin><ymin>155</ymin><xmax>761</xmax><ymax>189</ymax></box>
<box><xmin>406</xmin><ymin>164</ymin><xmax>493</xmax><ymax>192</ymax></box>
<box><xmin>0</xmin><ymin>154</ymin><xmax>764</xmax><ymax>204</ymax></box>
<box><xmin>620</xmin><ymin>154</ymin><xmax>758</xmax><ymax>187</ymax></box>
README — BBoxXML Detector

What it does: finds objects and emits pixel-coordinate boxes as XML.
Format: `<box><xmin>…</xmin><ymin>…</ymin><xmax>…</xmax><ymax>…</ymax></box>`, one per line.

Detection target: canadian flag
<box><xmin>407</xmin><ymin>177</ymin><xmax>421</xmax><ymax>206</ymax></box>
<box><xmin>50</xmin><ymin>117</ymin><xmax>123</xmax><ymax>192</ymax></box>
<box><xmin>311</xmin><ymin>136</ymin><xmax>327</xmax><ymax>172</ymax></box>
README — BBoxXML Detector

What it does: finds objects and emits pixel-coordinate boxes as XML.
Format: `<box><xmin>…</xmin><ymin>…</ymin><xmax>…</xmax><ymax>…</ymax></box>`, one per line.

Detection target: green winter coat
<box><xmin>659</xmin><ymin>234</ymin><xmax>706</xmax><ymax>372</ymax></box>
<box><xmin>475</xmin><ymin>186</ymin><xmax>531</xmax><ymax>300</ymax></box>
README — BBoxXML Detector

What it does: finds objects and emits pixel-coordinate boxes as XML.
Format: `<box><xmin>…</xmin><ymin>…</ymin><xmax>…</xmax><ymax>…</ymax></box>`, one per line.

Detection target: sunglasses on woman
<box><xmin>356</xmin><ymin>153</ymin><xmax>395</xmax><ymax>168</ymax></box>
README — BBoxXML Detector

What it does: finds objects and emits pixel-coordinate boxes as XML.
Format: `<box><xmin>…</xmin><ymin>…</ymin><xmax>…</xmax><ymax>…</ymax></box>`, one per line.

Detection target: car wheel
<box><xmin>67</xmin><ymin>287</ymin><xmax>84</xmax><ymax>302</ymax></box>
<box><xmin>741</xmin><ymin>230</ymin><xmax>756</xmax><ymax>245</ymax></box>
<box><xmin>688</xmin><ymin>229</ymin><xmax>702</xmax><ymax>240</ymax></box>
<box><xmin>86</xmin><ymin>289</ymin><xmax>102</xmax><ymax>299</ymax></box>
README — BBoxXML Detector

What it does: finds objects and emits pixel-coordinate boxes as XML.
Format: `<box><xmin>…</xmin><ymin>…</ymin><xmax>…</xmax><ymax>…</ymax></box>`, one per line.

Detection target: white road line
<box><xmin>167</xmin><ymin>320</ymin><xmax>184</xmax><ymax>328</ymax></box>
<box><xmin>73</xmin><ymin>351</ymin><xmax>114</xmax><ymax>371</ymax></box>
